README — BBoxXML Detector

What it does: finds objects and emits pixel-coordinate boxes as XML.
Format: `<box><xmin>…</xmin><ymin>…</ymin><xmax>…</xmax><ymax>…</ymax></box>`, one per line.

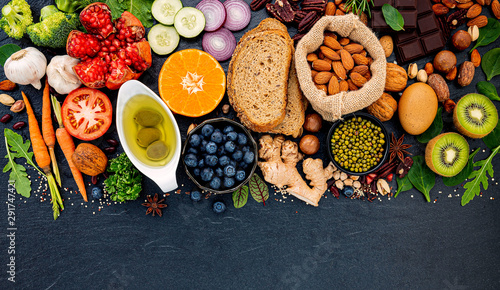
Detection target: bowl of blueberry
<box><xmin>182</xmin><ymin>118</ymin><xmax>258</xmax><ymax>194</ymax></box>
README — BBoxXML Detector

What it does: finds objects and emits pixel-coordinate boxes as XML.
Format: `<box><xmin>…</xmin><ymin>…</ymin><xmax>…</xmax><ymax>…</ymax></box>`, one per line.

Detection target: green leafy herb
<box><xmin>470</xmin><ymin>18</ymin><xmax>500</xmax><ymax>52</ymax></box>
<box><xmin>443</xmin><ymin>148</ymin><xmax>480</xmax><ymax>187</ymax></box>
<box><xmin>104</xmin><ymin>153</ymin><xmax>142</xmax><ymax>202</ymax></box>
<box><xmin>482</xmin><ymin>121</ymin><xmax>500</xmax><ymax>150</ymax></box>
<box><xmin>461</xmin><ymin>145</ymin><xmax>500</xmax><ymax>206</ymax></box>
<box><xmin>249</xmin><ymin>174</ymin><xmax>269</xmax><ymax>205</ymax></box>
<box><xmin>0</xmin><ymin>44</ymin><xmax>21</xmax><ymax>66</ymax></box>
<box><xmin>476</xmin><ymin>81</ymin><xmax>500</xmax><ymax>101</ymax></box>
<box><xmin>232</xmin><ymin>186</ymin><xmax>249</xmax><ymax>208</ymax></box>
<box><xmin>408</xmin><ymin>156</ymin><xmax>435</xmax><ymax>202</ymax></box>
<box><xmin>345</xmin><ymin>0</ymin><xmax>374</xmax><ymax>17</ymax></box>
<box><xmin>417</xmin><ymin>107</ymin><xmax>443</xmax><ymax>143</ymax></box>
<box><xmin>481</xmin><ymin>48</ymin><xmax>500</xmax><ymax>81</ymax></box>
<box><xmin>382</xmin><ymin>4</ymin><xmax>404</xmax><ymax>31</ymax></box>
<box><xmin>103</xmin><ymin>0</ymin><xmax>154</xmax><ymax>28</ymax></box>
<box><xmin>395</xmin><ymin>174</ymin><xmax>413</xmax><ymax>198</ymax></box>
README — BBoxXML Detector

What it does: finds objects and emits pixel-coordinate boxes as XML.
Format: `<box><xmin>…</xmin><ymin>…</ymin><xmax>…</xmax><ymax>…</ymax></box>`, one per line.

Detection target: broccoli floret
<box><xmin>55</xmin><ymin>0</ymin><xmax>96</xmax><ymax>13</ymax></box>
<box><xmin>27</xmin><ymin>12</ymin><xmax>80</xmax><ymax>48</ymax></box>
<box><xmin>40</xmin><ymin>5</ymin><xmax>60</xmax><ymax>21</ymax></box>
<box><xmin>0</xmin><ymin>0</ymin><xmax>33</xmax><ymax>40</ymax></box>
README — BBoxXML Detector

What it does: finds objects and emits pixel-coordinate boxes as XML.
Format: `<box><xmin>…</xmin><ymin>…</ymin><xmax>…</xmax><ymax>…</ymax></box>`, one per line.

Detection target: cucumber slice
<box><xmin>174</xmin><ymin>7</ymin><xmax>206</xmax><ymax>38</ymax></box>
<box><xmin>148</xmin><ymin>24</ymin><xmax>180</xmax><ymax>55</ymax></box>
<box><xmin>152</xmin><ymin>0</ymin><xmax>183</xmax><ymax>25</ymax></box>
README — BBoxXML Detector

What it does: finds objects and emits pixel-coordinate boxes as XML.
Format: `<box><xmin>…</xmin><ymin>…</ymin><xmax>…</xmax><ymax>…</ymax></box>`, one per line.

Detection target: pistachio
<box><xmin>187</xmin><ymin>123</ymin><xmax>197</xmax><ymax>134</ymax></box>
<box><xmin>0</xmin><ymin>94</ymin><xmax>15</xmax><ymax>106</ymax></box>
<box><xmin>407</xmin><ymin>63</ymin><xmax>418</xmax><ymax>79</ymax></box>
<box><xmin>376</xmin><ymin>179</ymin><xmax>390</xmax><ymax>196</ymax></box>
<box><xmin>10</xmin><ymin>100</ymin><xmax>25</xmax><ymax>113</ymax></box>
<box><xmin>468</xmin><ymin>25</ymin><xmax>479</xmax><ymax>41</ymax></box>
<box><xmin>417</xmin><ymin>69</ymin><xmax>428</xmax><ymax>83</ymax></box>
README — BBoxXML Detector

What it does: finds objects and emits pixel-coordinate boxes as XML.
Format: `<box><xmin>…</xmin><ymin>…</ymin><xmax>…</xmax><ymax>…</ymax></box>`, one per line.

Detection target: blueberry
<box><xmin>342</xmin><ymin>186</ymin><xmax>354</xmax><ymax>198</ymax></box>
<box><xmin>193</xmin><ymin>168</ymin><xmax>200</xmax><ymax>176</ymax></box>
<box><xmin>224</xmin><ymin>141</ymin><xmax>236</xmax><ymax>153</ymax></box>
<box><xmin>198</xmin><ymin>159</ymin><xmax>205</xmax><ymax>168</ymax></box>
<box><xmin>92</xmin><ymin>187</ymin><xmax>102</xmax><ymax>199</ymax></box>
<box><xmin>211</xmin><ymin>131</ymin><xmax>224</xmax><ymax>144</ymax></box>
<box><xmin>237</xmin><ymin>133</ymin><xmax>247</xmax><ymax>145</ymax></box>
<box><xmin>184</xmin><ymin>153</ymin><xmax>198</xmax><ymax>168</ymax></box>
<box><xmin>205</xmin><ymin>141</ymin><xmax>217</xmax><ymax>154</ymax></box>
<box><xmin>243</xmin><ymin>151</ymin><xmax>255</xmax><ymax>164</ymax></box>
<box><xmin>217</xmin><ymin>146</ymin><xmax>225</xmax><ymax>156</ymax></box>
<box><xmin>190</xmin><ymin>190</ymin><xmax>202</xmax><ymax>202</ymax></box>
<box><xmin>239</xmin><ymin>161</ymin><xmax>249</xmax><ymax>169</ymax></box>
<box><xmin>223</xmin><ymin>125</ymin><xmax>234</xmax><ymax>134</ymax></box>
<box><xmin>214</xmin><ymin>128</ymin><xmax>221</xmax><ymax>133</ymax></box>
<box><xmin>226</xmin><ymin>131</ymin><xmax>238</xmax><ymax>141</ymax></box>
<box><xmin>232</xmin><ymin>150</ymin><xmax>243</xmax><ymax>161</ymax></box>
<box><xmin>212</xmin><ymin>201</ymin><xmax>226</xmax><ymax>214</ymax></box>
<box><xmin>223</xmin><ymin>177</ymin><xmax>235</xmax><ymax>188</ymax></box>
<box><xmin>187</xmin><ymin>147</ymin><xmax>198</xmax><ymax>155</ymax></box>
<box><xmin>205</xmin><ymin>155</ymin><xmax>218</xmax><ymax>167</ymax></box>
<box><xmin>242</xmin><ymin>146</ymin><xmax>250</xmax><ymax>152</ymax></box>
<box><xmin>229</xmin><ymin>160</ymin><xmax>237</xmax><ymax>168</ymax></box>
<box><xmin>201</xmin><ymin>124</ymin><xmax>214</xmax><ymax>137</ymax></box>
<box><xmin>224</xmin><ymin>164</ymin><xmax>236</xmax><ymax>177</ymax></box>
<box><xmin>215</xmin><ymin>167</ymin><xmax>224</xmax><ymax>177</ymax></box>
<box><xmin>200</xmin><ymin>140</ymin><xmax>208</xmax><ymax>152</ymax></box>
<box><xmin>219</xmin><ymin>155</ymin><xmax>230</xmax><ymax>167</ymax></box>
<box><xmin>200</xmin><ymin>168</ymin><xmax>214</xmax><ymax>182</ymax></box>
<box><xmin>189</xmin><ymin>134</ymin><xmax>201</xmax><ymax>147</ymax></box>
<box><xmin>235</xmin><ymin>170</ymin><xmax>246</xmax><ymax>182</ymax></box>
<box><xmin>210</xmin><ymin>177</ymin><xmax>222</xmax><ymax>190</ymax></box>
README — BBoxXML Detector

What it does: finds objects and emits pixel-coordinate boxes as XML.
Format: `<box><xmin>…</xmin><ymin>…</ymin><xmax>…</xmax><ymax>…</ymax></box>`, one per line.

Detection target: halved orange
<box><xmin>158</xmin><ymin>49</ymin><xmax>226</xmax><ymax>117</ymax></box>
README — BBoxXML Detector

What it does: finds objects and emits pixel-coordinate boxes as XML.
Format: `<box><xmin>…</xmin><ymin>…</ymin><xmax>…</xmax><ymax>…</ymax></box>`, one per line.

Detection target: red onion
<box><xmin>196</xmin><ymin>0</ymin><xmax>226</xmax><ymax>32</ymax></box>
<box><xmin>223</xmin><ymin>0</ymin><xmax>251</xmax><ymax>31</ymax></box>
<box><xmin>202</xmin><ymin>27</ymin><xmax>236</xmax><ymax>61</ymax></box>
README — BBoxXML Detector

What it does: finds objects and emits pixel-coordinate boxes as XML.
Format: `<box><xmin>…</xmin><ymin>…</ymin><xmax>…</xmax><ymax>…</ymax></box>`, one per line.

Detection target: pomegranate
<box><xmin>66</xmin><ymin>3</ymin><xmax>152</xmax><ymax>90</ymax></box>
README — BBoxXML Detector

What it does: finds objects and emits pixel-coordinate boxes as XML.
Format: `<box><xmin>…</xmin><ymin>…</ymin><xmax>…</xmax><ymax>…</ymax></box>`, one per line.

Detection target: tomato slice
<box><xmin>62</xmin><ymin>88</ymin><xmax>113</xmax><ymax>141</ymax></box>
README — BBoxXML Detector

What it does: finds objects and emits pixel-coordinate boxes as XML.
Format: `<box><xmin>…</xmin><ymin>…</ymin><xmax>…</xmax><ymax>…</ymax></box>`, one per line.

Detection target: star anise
<box><xmin>142</xmin><ymin>193</ymin><xmax>167</xmax><ymax>217</ymax></box>
<box><xmin>389</xmin><ymin>133</ymin><xmax>412</xmax><ymax>163</ymax></box>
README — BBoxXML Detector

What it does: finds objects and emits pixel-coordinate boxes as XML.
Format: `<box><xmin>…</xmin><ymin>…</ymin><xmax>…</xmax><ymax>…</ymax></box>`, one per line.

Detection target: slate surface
<box><xmin>0</xmin><ymin>0</ymin><xmax>499</xmax><ymax>289</ymax></box>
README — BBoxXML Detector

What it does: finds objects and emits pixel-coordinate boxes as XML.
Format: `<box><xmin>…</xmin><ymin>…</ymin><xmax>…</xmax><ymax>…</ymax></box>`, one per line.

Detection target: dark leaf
<box><xmin>408</xmin><ymin>156</ymin><xmax>435</xmax><ymax>202</ymax></box>
<box><xmin>470</xmin><ymin>18</ymin><xmax>500</xmax><ymax>52</ymax></box>
<box><xmin>232</xmin><ymin>186</ymin><xmax>249</xmax><ymax>208</ymax></box>
<box><xmin>443</xmin><ymin>148</ymin><xmax>480</xmax><ymax>187</ymax></box>
<box><xmin>481</xmin><ymin>48</ymin><xmax>500</xmax><ymax>81</ymax></box>
<box><xmin>249</xmin><ymin>173</ymin><xmax>269</xmax><ymax>205</ymax></box>
<box><xmin>382</xmin><ymin>4</ymin><xmax>404</xmax><ymax>31</ymax></box>
<box><xmin>417</xmin><ymin>107</ymin><xmax>443</xmax><ymax>143</ymax></box>
<box><xmin>395</xmin><ymin>174</ymin><xmax>413</xmax><ymax>198</ymax></box>
<box><xmin>476</xmin><ymin>81</ymin><xmax>500</xmax><ymax>102</ymax></box>
<box><xmin>0</xmin><ymin>44</ymin><xmax>21</xmax><ymax>66</ymax></box>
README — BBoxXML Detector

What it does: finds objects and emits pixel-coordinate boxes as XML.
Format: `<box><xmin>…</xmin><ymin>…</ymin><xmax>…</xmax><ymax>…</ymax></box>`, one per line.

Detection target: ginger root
<box><xmin>257</xmin><ymin>135</ymin><xmax>334</xmax><ymax>206</ymax></box>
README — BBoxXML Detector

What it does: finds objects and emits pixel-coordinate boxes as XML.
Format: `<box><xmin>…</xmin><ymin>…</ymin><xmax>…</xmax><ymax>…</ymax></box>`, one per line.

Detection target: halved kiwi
<box><xmin>453</xmin><ymin>93</ymin><xmax>498</xmax><ymax>138</ymax></box>
<box><xmin>425</xmin><ymin>133</ymin><xmax>469</xmax><ymax>177</ymax></box>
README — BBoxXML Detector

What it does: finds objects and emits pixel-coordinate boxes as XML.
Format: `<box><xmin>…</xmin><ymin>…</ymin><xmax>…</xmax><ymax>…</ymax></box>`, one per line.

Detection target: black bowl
<box><xmin>326</xmin><ymin>112</ymin><xmax>390</xmax><ymax>175</ymax></box>
<box><xmin>181</xmin><ymin>117</ymin><xmax>258</xmax><ymax>194</ymax></box>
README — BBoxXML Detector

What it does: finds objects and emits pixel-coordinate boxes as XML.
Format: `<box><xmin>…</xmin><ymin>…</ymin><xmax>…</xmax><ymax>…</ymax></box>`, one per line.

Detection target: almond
<box><xmin>338</xmin><ymin>37</ymin><xmax>350</xmax><ymax>46</ymax></box>
<box><xmin>335</xmin><ymin>0</ymin><xmax>342</xmax><ymax>4</ymax></box>
<box><xmin>467</xmin><ymin>15</ymin><xmax>488</xmax><ymax>28</ymax></box>
<box><xmin>445</xmin><ymin>66</ymin><xmax>457</xmax><ymax>81</ymax></box>
<box><xmin>0</xmin><ymin>80</ymin><xmax>16</xmax><ymax>91</ymax></box>
<box><xmin>467</xmin><ymin>4</ymin><xmax>482</xmax><ymax>18</ymax></box>
<box><xmin>351</xmin><ymin>65</ymin><xmax>370</xmax><ymax>79</ymax></box>
<box><xmin>424</xmin><ymin>62</ymin><xmax>434</xmax><ymax>75</ymax></box>
<box><xmin>339</xmin><ymin>80</ymin><xmax>348</xmax><ymax>92</ymax></box>
<box><xmin>332</xmin><ymin>61</ymin><xmax>347</xmax><ymax>80</ymax></box>
<box><xmin>325</xmin><ymin>2</ymin><xmax>336</xmax><ymax>16</ymax></box>
<box><xmin>318</xmin><ymin>51</ymin><xmax>325</xmax><ymax>59</ymax></box>
<box><xmin>335</xmin><ymin>9</ymin><xmax>345</xmax><ymax>16</ymax></box>
<box><xmin>455</xmin><ymin>0</ymin><xmax>472</xmax><ymax>3</ymax></box>
<box><xmin>343</xmin><ymin>43</ymin><xmax>364</xmax><ymax>54</ymax></box>
<box><xmin>315</xmin><ymin>84</ymin><xmax>328</xmax><ymax>94</ymax></box>
<box><xmin>307</xmin><ymin>53</ymin><xmax>318</xmax><ymax>62</ymax></box>
<box><xmin>476</xmin><ymin>0</ymin><xmax>486</xmax><ymax>5</ymax></box>
<box><xmin>471</xmin><ymin>49</ymin><xmax>481</xmax><ymax>67</ymax></box>
<box><xmin>328</xmin><ymin>75</ymin><xmax>340</xmax><ymax>95</ymax></box>
<box><xmin>432</xmin><ymin>4</ymin><xmax>449</xmax><ymax>15</ymax></box>
<box><xmin>320</xmin><ymin>46</ymin><xmax>340</xmax><ymax>60</ymax></box>
<box><xmin>442</xmin><ymin>0</ymin><xmax>457</xmax><ymax>9</ymax></box>
<box><xmin>493</xmin><ymin>0</ymin><xmax>500</xmax><ymax>19</ymax></box>
<box><xmin>352</xmin><ymin>54</ymin><xmax>369</xmax><ymax>65</ymax></box>
<box><xmin>457</xmin><ymin>2</ymin><xmax>474</xmax><ymax>9</ymax></box>
<box><xmin>347</xmin><ymin>79</ymin><xmax>359</xmax><ymax>91</ymax></box>
<box><xmin>339</xmin><ymin>49</ymin><xmax>354</xmax><ymax>70</ymax></box>
<box><xmin>324</xmin><ymin>36</ymin><xmax>342</xmax><ymax>50</ymax></box>
<box><xmin>324</xmin><ymin>32</ymin><xmax>337</xmax><ymax>39</ymax></box>
<box><xmin>312</xmin><ymin>59</ymin><xmax>331</xmax><ymax>71</ymax></box>
<box><xmin>311</xmin><ymin>70</ymin><xmax>319</xmax><ymax>78</ymax></box>
<box><xmin>338</xmin><ymin>3</ymin><xmax>346</xmax><ymax>12</ymax></box>
<box><xmin>314</xmin><ymin>71</ymin><xmax>334</xmax><ymax>85</ymax></box>
<box><xmin>457</xmin><ymin>61</ymin><xmax>475</xmax><ymax>87</ymax></box>
<box><xmin>350</xmin><ymin>72</ymin><xmax>367</xmax><ymax>87</ymax></box>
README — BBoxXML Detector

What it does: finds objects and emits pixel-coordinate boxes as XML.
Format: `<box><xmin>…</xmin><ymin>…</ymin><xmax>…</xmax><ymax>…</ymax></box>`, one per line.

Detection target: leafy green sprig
<box><xmin>345</xmin><ymin>0</ymin><xmax>374</xmax><ymax>17</ymax></box>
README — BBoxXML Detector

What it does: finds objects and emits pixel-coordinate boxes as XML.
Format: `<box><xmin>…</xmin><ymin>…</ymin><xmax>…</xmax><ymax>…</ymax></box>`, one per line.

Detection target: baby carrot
<box><xmin>42</xmin><ymin>78</ymin><xmax>61</xmax><ymax>186</ymax></box>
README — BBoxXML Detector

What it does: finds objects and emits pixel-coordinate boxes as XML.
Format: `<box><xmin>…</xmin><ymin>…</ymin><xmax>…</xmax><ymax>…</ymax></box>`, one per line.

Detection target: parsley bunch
<box><xmin>104</xmin><ymin>153</ymin><xmax>142</xmax><ymax>202</ymax></box>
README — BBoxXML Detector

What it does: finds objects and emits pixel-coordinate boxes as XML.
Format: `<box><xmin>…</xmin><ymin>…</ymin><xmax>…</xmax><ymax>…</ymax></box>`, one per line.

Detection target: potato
<box><xmin>398</xmin><ymin>83</ymin><xmax>438</xmax><ymax>135</ymax></box>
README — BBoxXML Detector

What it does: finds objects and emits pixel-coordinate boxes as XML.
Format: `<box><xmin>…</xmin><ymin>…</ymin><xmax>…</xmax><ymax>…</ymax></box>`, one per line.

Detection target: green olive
<box><xmin>134</xmin><ymin>110</ymin><xmax>163</xmax><ymax>127</ymax></box>
<box><xmin>136</xmin><ymin>127</ymin><xmax>162</xmax><ymax>147</ymax></box>
<box><xmin>146</xmin><ymin>140</ymin><xmax>169</xmax><ymax>161</ymax></box>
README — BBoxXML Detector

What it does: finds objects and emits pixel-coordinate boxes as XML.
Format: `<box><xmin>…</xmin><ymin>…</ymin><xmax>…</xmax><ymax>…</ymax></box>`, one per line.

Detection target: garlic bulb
<box><xmin>46</xmin><ymin>55</ymin><xmax>82</xmax><ymax>95</ymax></box>
<box><xmin>4</xmin><ymin>47</ymin><xmax>47</xmax><ymax>90</ymax></box>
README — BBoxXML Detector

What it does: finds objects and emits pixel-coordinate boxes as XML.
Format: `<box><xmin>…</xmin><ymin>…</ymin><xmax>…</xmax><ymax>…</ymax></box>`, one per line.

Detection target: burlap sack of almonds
<box><xmin>295</xmin><ymin>14</ymin><xmax>387</xmax><ymax>122</ymax></box>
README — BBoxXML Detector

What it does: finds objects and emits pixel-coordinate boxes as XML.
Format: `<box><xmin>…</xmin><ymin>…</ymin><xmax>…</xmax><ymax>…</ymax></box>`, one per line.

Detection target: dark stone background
<box><xmin>0</xmin><ymin>0</ymin><xmax>499</xmax><ymax>289</ymax></box>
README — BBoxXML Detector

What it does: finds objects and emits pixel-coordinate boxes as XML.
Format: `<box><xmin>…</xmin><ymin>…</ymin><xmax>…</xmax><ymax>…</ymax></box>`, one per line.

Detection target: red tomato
<box><xmin>62</xmin><ymin>88</ymin><xmax>113</xmax><ymax>141</ymax></box>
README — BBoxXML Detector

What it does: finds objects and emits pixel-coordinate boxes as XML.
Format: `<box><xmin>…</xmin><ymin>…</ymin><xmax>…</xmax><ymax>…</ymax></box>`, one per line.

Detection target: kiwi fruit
<box><xmin>425</xmin><ymin>133</ymin><xmax>469</xmax><ymax>177</ymax></box>
<box><xmin>453</xmin><ymin>93</ymin><xmax>498</xmax><ymax>138</ymax></box>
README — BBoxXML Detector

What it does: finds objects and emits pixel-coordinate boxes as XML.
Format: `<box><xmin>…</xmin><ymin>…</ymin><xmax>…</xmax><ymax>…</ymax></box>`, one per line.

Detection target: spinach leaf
<box><xmin>483</xmin><ymin>121</ymin><xmax>500</xmax><ymax>150</ymax></box>
<box><xmin>0</xmin><ymin>44</ymin><xmax>21</xmax><ymax>66</ymax></box>
<box><xmin>103</xmin><ymin>0</ymin><xmax>154</xmax><ymax>28</ymax></box>
<box><xmin>395</xmin><ymin>174</ymin><xmax>413</xmax><ymax>198</ymax></box>
<box><xmin>232</xmin><ymin>186</ymin><xmax>249</xmax><ymax>208</ymax></box>
<box><xmin>249</xmin><ymin>174</ymin><xmax>269</xmax><ymax>205</ymax></box>
<box><xmin>476</xmin><ymin>81</ymin><xmax>500</xmax><ymax>101</ymax></box>
<box><xmin>408</xmin><ymin>156</ymin><xmax>435</xmax><ymax>202</ymax></box>
<box><xmin>461</xmin><ymin>145</ymin><xmax>500</xmax><ymax>206</ymax></box>
<box><xmin>417</xmin><ymin>107</ymin><xmax>443</xmax><ymax>143</ymax></box>
<box><xmin>382</xmin><ymin>4</ymin><xmax>404</xmax><ymax>31</ymax></box>
<box><xmin>481</xmin><ymin>48</ymin><xmax>500</xmax><ymax>81</ymax></box>
<box><xmin>470</xmin><ymin>18</ymin><xmax>500</xmax><ymax>52</ymax></box>
<box><xmin>443</xmin><ymin>148</ymin><xmax>480</xmax><ymax>187</ymax></box>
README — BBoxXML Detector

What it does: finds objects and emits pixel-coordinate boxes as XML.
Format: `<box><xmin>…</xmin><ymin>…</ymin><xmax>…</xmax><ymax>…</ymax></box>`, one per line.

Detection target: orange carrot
<box><xmin>52</xmin><ymin>95</ymin><xmax>88</xmax><ymax>202</ymax></box>
<box><xmin>41</xmin><ymin>78</ymin><xmax>61</xmax><ymax>186</ymax></box>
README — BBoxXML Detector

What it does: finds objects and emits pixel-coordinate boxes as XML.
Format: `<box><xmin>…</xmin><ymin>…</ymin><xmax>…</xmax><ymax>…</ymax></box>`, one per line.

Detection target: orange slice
<box><xmin>158</xmin><ymin>49</ymin><xmax>226</xmax><ymax>117</ymax></box>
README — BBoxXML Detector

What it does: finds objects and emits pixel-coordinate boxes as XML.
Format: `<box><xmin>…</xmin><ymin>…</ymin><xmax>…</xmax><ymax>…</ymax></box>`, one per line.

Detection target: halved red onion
<box><xmin>196</xmin><ymin>0</ymin><xmax>226</xmax><ymax>32</ymax></box>
<box><xmin>223</xmin><ymin>0</ymin><xmax>251</xmax><ymax>31</ymax></box>
<box><xmin>202</xmin><ymin>27</ymin><xmax>237</xmax><ymax>61</ymax></box>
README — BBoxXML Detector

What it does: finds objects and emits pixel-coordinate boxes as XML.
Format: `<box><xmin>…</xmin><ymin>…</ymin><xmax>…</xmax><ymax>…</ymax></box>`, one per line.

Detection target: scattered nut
<box><xmin>335</xmin><ymin>180</ymin><xmax>344</xmax><ymax>190</ymax></box>
<box><xmin>445</xmin><ymin>66</ymin><xmax>458</xmax><ymax>81</ymax></box>
<box><xmin>417</xmin><ymin>69</ymin><xmax>428</xmax><ymax>83</ymax></box>
<box><xmin>376</xmin><ymin>179</ymin><xmax>391</xmax><ymax>196</ymax></box>
<box><xmin>0</xmin><ymin>80</ymin><xmax>16</xmax><ymax>91</ymax></box>
<box><xmin>0</xmin><ymin>93</ymin><xmax>15</xmax><ymax>106</ymax></box>
<box><xmin>457</xmin><ymin>61</ymin><xmax>475</xmax><ymax>87</ymax></box>
<box><xmin>340</xmin><ymin>172</ymin><xmax>348</xmax><ymax>181</ymax></box>
<box><xmin>433</xmin><ymin>50</ymin><xmax>457</xmax><ymax>74</ymax></box>
<box><xmin>299</xmin><ymin>134</ymin><xmax>320</xmax><ymax>155</ymax></box>
<box><xmin>428</xmin><ymin>74</ymin><xmax>450</xmax><ymax>102</ymax></box>
<box><xmin>452</xmin><ymin>30</ymin><xmax>472</xmax><ymax>51</ymax></box>
<box><xmin>187</xmin><ymin>123</ymin><xmax>197</xmax><ymax>134</ymax></box>
<box><xmin>471</xmin><ymin>49</ymin><xmax>481</xmax><ymax>67</ymax></box>
<box><xmin>424</xmin><ymin>63</ymin><xmax>434</xmax><ymax>75</ymax></box>
<box><xmin>408</xmin><ymin>63</ymin><xmax>418</xmax><ymax>79</ymax></box>
<box><xmin>333</xmin><ymin>171</ymin><xmax>341</xmax><ymax>180</ymax></box>
<box><xmin>468</xmin><ymin>25</ymin><xmax>479</xmax><ymax>41</ymax></box>
<box><xmin>303</xmin><ymin>113</ymin><xmax>323</xmax><ymax>132</ymax></box>
<box><xmin>10</xmin><ymin>100</ymin><xmax>24</xmax><ymax>113</ymax></box>
<box><xmin>353</xmin><ymin>181</ymin><xmax>361</xmax><ymax>189</ymax></box>
<box><xmin>344</xmin><ymin>178</ymin><xmax>353</xmax><ymax>186</ymax></box>
<box><xmin>350</xmin><ymin>175</ymin><xmax>359</xmax><ymax>181</ymax></box>
<box><xmin>379</xmin><ymin>35</ymin><xmax>394</xmax><ymax>58</ymax></box>
<box><xmin>222</xmin><ymin>104</ymin><xmax>230</xmax><ymax>114</ymax></box>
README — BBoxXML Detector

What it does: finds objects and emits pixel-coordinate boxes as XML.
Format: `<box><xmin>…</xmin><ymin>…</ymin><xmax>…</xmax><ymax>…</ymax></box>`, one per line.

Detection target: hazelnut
<box><xmin>10</xmin><ymin>100</ymin><xmax>25</xmax><ymax>113</ymax></box>
<box><xmin>417</xmin><ymin>69</ymin><xmax>428</xmax><ymax>83</ymax></box>
<box><xmin>299</xmin><ymin>135</ymin><xmax>320</xmax><ymax>155</ymax></box>
<box><xmin>433</xmin><ymin>50</ymin><xmax>457</xmax><ymax>74</ymax></box>
<box><xmin>452</xmin><ymin>30</ymin><xmax>472</xmax><ymax>51</ymax></box>
<box><xmin>303</xmin><ymin>113</ymin><xmax>323</xmax><ymax>132</ymax></box>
